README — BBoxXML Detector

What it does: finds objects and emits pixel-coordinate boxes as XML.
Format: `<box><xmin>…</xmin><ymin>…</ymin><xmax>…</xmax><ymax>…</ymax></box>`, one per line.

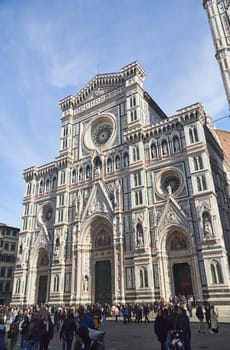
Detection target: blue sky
<box><xmin>0</xmin><ymin>0</ymin><xmax>229</xmax><ymax>228</ymax></box>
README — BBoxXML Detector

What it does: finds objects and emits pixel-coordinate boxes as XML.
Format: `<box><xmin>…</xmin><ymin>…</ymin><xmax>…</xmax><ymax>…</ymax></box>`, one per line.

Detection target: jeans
<box><xmin>28</xmin><ymin>339</ymin><xmax>40</xmax><ymax>350</ymax></box>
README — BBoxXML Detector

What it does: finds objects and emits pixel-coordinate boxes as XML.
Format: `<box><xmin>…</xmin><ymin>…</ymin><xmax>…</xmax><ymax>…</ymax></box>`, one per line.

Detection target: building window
<box><xmin>72</xmin><ymin>169</ymin><xmax>76</xmax><ymax>183</ymax></box>
<box><xmin>4</xmin><ymin>242</ymin><xmax>9</xmax><ymax>250</ymax></box>
<box><xmin>11</xmin><ymin>243</ymin><xmax>16</xmax><ymax>251</ymax></box>
<box><xmin>211</xmin><ymin>260</ymin><xmax>224</xmax><ymax>284</ymax></box>
<box><xmin>107</xmin><ymin>158</ymin><xmax>113</xmax><ymax>173</ymax></box>
<box><xmin>189</xmin><ymin>126</ymin><xmax>199</xmax><ymax>143</ymax></box>
<box><xmin>60</xmin><ymin>171</ymin><xmax>65</xmax><ymax>185</ymax></box>
<box><xmin>193</xmin><ymin>155</ymin><xmax>203</xmax><ymax>171</ymax></box>
<box><xmin>86</xmin><ymin>165</ymin><xmax>91</xmax><ymax>179</ymax></box>
<box><xmin>59</xmin><ymin>194</ymin><xmax>64</xmax><ymax>206</ymax></box>
<box><xmin>0</xmin><ymin>267</ymin><xmax>6</xmax><ymax>277</ymax></box>
<box><xmin>24</xmin><ymin>204</ymin><xmax>30</xmax><ymax>216</ymax></box>
<box><xmin>133</xmin><ymin>146</ymin><xmax>139</xmax><ymax>162</ymax></box>
<box><xmin>134</xmin><ymin>172</ymin><xmax>141</xmax><ymax>187</ymax></box>
<box><xmin>58</xmin><ymin>209</ymin><xmax>63</xmax><ymax>223</ymax></box>
<box><xmin>196</xmin><ymin>175</ymin><xmax>207</xmax><ymax>191</ymax></box>
<box><xmin>53</xmin><ymin>275</ymin><xmax>59</xmax><ymax>292</ymax></box>
<box><xmin>45</xmin><ymin>179</ymin><xmax>50</xmax><ymax>192</ymax></box>
<box><xmin>5</xmin><ymin>281</ymin><xmax>10</xmax><ymax>292</ymax></box>
<box><xmin>52</xmin><ymin>176</ymin><xmax>57</xmax><ymax>190</ymax></box>
<box><xmin>135</xmin><ymin>190</ymin><xmax>143</xmax><ymax>205</ymax></box>
<box><xmin>139</xmin><ymin>267</ymin><xmax>148</xmax><ymax>288</ymax></box>
<box><xmin>123</xmin><ymin>153</ymin><xmax>129</xmax><ymax>167</ymax></box>
<box><xmin>7</xmin><ymin>268</ymin><xmax>12</xmax><ymax>278</ymax></box>
<box><xmin>26</xmin><ymin>182</ymin><xmax>32</xmax><ymax>195</ymax></box>
<box><xmin>15</xmin><ymin>279</ymin><xmax>21</xmax><ymax>294</ymax></box>
<box><xmin>39</xmin><ymin>180</ymin><xmax>44</xmax><ymax>194</ymax></box>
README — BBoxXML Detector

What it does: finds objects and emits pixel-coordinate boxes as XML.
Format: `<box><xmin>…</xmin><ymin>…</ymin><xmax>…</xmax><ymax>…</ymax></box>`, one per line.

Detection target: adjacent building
<box><xmin>0</xmin><ymin>224</ymin><xmax>19</xmax><ymax>304</ymax></box>
<box><xmin>11</xmin><ymin>61</ymin><xmax>230</xmax><ymax>307</ymax></box>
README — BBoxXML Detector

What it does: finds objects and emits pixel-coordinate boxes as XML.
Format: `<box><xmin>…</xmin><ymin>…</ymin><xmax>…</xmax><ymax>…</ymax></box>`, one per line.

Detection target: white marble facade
<box><xmin>12</xmin><ymin>61</ymin><xmax>230</xmax><ymax>307</ymax></box>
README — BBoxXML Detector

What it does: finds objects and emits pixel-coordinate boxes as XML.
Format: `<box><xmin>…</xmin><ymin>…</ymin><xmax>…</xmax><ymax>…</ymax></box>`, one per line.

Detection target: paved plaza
<box><xmin>6</xmin><ymin>317</ymin><xmax>230</xmax><ymax>350</ymax></box>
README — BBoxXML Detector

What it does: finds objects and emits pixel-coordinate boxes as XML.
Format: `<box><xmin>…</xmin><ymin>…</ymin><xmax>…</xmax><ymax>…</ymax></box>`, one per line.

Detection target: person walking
<box><xmin>154</xmin><ymin>308</ymin><xmax>170</xmax><ymax>350</ymax></box>
<box><xmin>0</xmin><ymin>319</ymin><xmax>6</xmax><ymax>350</ymax></box>
<box><xmin>210</xmin><ymin>304</ymin><xmax>219</xmax><ymax>334</ymax></box>
<box><xmin>9</xmin><ymin>315</ymin><xmax>19</xmax><ymax>350</ymax></box>
<box><xmin>20</xmin><ymin>315</ymin><xmax>30</xmax><ymax>350</ymax></box>
<box><xmin>204</xmin><ymin>303</ymin><xmax>211</xmax><ymax>329</ymax></box>
<box><xmin>60</xmin><ymin>311</ymin><xmax>77</xmax><ymax>350</ymax></box>
<box><xmin>196</xmin><ymin>303</ymin><xmax>205</xmax><ymax>334</ymax></box>
<box><xmin>39</xmin><ymin>314</ymin><xmax>54</xmax><ymax>350</ymax></box>
<box><xmin>173</xmin><ymin>307</ymin><xmax>191</xmax><ymax>350</ymax></box>
<box><xmin>28</xmin><ymin>312</ymin><xmax>43</xmax><ymax>350</ymax></box>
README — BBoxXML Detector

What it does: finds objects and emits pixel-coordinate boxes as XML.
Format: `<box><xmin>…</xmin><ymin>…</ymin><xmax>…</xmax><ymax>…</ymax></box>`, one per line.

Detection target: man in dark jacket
<box><xmin>196</xmin><ymin>303</ymin><xmax>205</xmax><ymax>334</ymax></box>
<box><xmin>74</xmin><ymin>326</ymin><xmax>98</xmax><ymax>350</ymax></box>
<box><xmin>173</xmin><ymin>307</ymin><xmax>191</xmax><ymax>350</ymax></box>
<box><xmin>60</xmin><ymin>311</ymin><xmax>77</xmax><ymax>350</ymax></box>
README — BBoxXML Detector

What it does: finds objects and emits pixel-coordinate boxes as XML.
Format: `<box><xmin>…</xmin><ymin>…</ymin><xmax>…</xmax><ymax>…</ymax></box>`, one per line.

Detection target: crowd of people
<box><xmin>0</xmin><ymin>295</ymin><xmax>221</xmax><ymax>350</ymax></box>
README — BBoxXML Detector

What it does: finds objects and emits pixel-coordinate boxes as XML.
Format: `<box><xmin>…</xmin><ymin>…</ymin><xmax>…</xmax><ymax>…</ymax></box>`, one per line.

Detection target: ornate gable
<box><xmin>158</xmin><ymin>196</ymin><xmax>189</xmax><ymax>231</ymax></box>
<box><xmin>81</xmin><ymin>180</ymin><xmax>113</xmax><ymax>220</ymax></box>
<box><xmin>59</xmin><ymin>61</ymin><xmax>146</xmax><ymax>111</ymax></box>
<box><xmin>32</xmin><ymin>226</ymin><xmax>50</xmax><ymax>252</ymax></box>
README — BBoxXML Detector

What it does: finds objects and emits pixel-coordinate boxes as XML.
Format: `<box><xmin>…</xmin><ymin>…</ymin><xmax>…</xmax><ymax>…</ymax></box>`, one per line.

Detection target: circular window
<box><xmin>83</xmin><ymin>113</ymin><xmax>116</xmax><ymax>150</ymax></box>
<box><xmin>155</xmin><ymin>168</ymin><xmax>184</xmax><ymax>198</ymax></box>
<box><xmin>38</xmin><ymin>203</ymin><xmax>54</xmax><ymax>225</ymax></box>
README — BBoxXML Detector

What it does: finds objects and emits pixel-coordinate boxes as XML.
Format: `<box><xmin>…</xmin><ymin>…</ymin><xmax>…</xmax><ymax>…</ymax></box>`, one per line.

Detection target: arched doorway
<box><xmin>37</xmin><ymin>249</ymin><xmax>49</xmax><ymax>304</ymax></box>
<box><xmin>173</xmin><ymin>262</ymin><xmax>193</xmax><ymax>296</ymax></box>
<box><xmin>95</xmin><ymin>260</ymin><xmax>112</xmax><ymax>305</ymax></box>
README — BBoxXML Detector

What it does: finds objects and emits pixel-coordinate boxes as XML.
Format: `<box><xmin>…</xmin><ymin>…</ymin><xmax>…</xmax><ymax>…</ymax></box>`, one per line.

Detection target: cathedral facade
<box><xmin>11</xmin><ymin>61</ymin><xmax>230</xmax><ymax>307</ymax></box>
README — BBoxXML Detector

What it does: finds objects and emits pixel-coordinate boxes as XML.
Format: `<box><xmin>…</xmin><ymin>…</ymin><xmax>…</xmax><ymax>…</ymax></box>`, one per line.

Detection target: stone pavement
<box><xmin>5</xmin><ymin>315</ymin><xmax>230</xmax><ymax>350</ymax></box>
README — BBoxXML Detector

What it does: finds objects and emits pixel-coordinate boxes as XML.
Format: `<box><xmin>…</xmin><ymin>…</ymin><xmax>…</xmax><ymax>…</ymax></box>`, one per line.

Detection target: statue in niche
<box><xmin>203</xmin><ymin>212</ymin><xmax>213</xmax><ymax>239</ymax></box>
<box><xmin>162</xmin><ymin>141</ymin><xmax>168</xmax><ymax>156</ymax></box>
<box><xmin>76</xmin><ymin>190</ymin><xmax>83</xmax><ymax>216</ymax></box>
<box><xmin>54</xmin><ymin>237</ymin><xmax>60</xmax><ymax>257</ymax></box>
<box><xmin>173</xmin><ymin>138</ymin><xmax>180</xmax><ymax>152</ymax></box>
<box><xmin>83</xmin><ymin>275</ymin><xmax>89</xmax><ymax>292</ymax></box>
<box><xmin>136</xmin><ymin>222</ymin><xmax>144</xmax><ymax>247</ymax></box>
<box><xmin>151</xmin><ymin>144</ymin><xmax>157</xmax><ymax>158</ymax></box>
<box><xmin>170</xmin><ymin>235</ymin><xmax>187</xmax><ymax>250</ymax></box>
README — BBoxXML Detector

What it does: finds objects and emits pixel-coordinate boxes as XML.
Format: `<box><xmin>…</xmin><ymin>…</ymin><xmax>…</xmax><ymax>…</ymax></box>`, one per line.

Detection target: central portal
<box><xmin>95</xmin><ymin>260</ymin><xmax>112</xmax><ymax>305</ymax></box>
<box><xmin>37</xmin><ymin>275</ymin><xmax>48</xmax><ymax>304</ymax></box>
<box><xmin>173</xmin><ymin>262</ymin><xmax>193</xmax><ymax>296</ymax></box>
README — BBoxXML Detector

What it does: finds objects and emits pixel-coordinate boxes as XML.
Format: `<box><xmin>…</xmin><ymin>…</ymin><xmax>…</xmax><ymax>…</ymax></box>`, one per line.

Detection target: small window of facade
<box><xmin>60</xmin><ymin>171</ymin><xmax>65</xmax><ymax>185</ymax></box>
<box><xmin>193</xmin><ymin>155</ymin><xmax>203</xmax><ymax>171</ymax></box>
<box><xmin>45</xmin><ymin>179</ymin><xmax>50</xmax><ymax>192</ymax></box>
<box><xmin>134</xmin><ymin>172</ymin><xmax>141</xmax><ymax>187</ymax></box>
<box><xmin>72</xmin><ymin>170</ymin><xmax>76</xmax><ymax>183</ymax></box>
<box><xmin>133</xmin><ymin>145</ymin><xmax>140</xmax><ymax>162</ymax></box>
<box><xmin>139</xmin><ymin>267</ymin><xmax>148</xmax><ymax>288</ymax></box>
<box><xmin>53</xmin><ymin>275</ymin><xmax>59</xmax><ymax>292</ymax></box>
<box><xmin>189</xmin><ymin>126</ymin><xmax>199</xmax><ymax>143</ymax></box>
<box><xmin>58</xmin><ymin>209</ymin><xmax>63</xmax><ymax>223</ymax></box>
<box><xmin>135</xmin><ymin>190</ymin><xmax>143</xmax><ymax>205</ymax></box>
<box><xmin>39</xmin><ymin>180</ymin><xmax>44</xmax><ymax>194</ymax></box>
<box><xmin>26</xmin><ymin>182</ymin><xmax>32</xmax><ymax>195</ymax></box>
<box><xmin>107</xmin><ymin>158</ymin><xmax>113</xmax><ymax>173</ymax></box>
<box><xmin>15</xmin><ymin>279</ymin><xmax>21</xmax><ymax>294</ymax></box>
<box><xmin>11</xmin><ymin>243</ymin><xmax>16</xmax><ymax>251</ymax></box>
<box><xmin>86</xmin><ymin>165</ymin><xmax>91</xmax><ymax>179</ymax></box>
<box><xmin>124</xmin><ymin>153</ymin><xmax>129</xmax><ymax>167</ymax></box>
<box><xmin>4</xmin><ymin>242</ymin><xmax>9</xmax><ymax>250</ymax></box>
<box><xmin>59</xmin><ymin>194</ymin><xmax>65</xmax><ymax>206</ymax></box>
<box><xmin>0</xmin><ymin>267</ymin><xmax>6</xmax><ymax>277</ymax></box>
<box><xmin>196</xmin><ymin>175</ymin><xmax>207</xmax><ymax>191</ymax></box>
<box><xmin>52</xmin><ymin>176</ymin><xmax>57</xmax><ymax>190</ymax></box>
<box><xmin>211</xmin><ymin>260</ymin><xmax>224</xmax><ymax>284</ymax></box>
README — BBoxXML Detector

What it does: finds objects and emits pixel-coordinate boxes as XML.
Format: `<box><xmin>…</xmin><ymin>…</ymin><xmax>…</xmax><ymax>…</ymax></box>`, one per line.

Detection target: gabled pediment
<box><xmin>33</xmin><ymin>226</ymin><xmax>50</xmax><ymax>251</ymax></box>
<box><xmin>81</xmin><ymin>180</ymin><xmax>113</xmax><ymax>220</ymax></box>
<box><xmin>59</xmin><ymin>61</ymin><xmax>146</xmax><ymax>111</ymax></box>
<box><xmin>158</xmin><ymin>196</ymin><xmax>189</xmax><ymax>231</ymax></box>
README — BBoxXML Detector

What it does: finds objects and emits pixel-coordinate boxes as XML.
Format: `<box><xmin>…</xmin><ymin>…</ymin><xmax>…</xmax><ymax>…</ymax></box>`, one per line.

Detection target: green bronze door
<box><xmin>173</xmin><ymin>263</ymin><xmax>193</xmax><ymax>296</ymax></box>
<box><xmin>95</xmin><ymin>260</ymin><xmax>112</xmax><ymax>305</ymax></box>
<box><xmin>37</xmin><ymin>275</ymin><xmax>48</xmax><ymax>304</ymax></box>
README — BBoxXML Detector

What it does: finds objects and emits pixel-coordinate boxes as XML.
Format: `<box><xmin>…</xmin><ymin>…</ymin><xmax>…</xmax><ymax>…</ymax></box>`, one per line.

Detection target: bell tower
<box><xmin>203</xmin><ymin>0</ymin><xmax>230</xmax><ymax>107</ymax></box>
